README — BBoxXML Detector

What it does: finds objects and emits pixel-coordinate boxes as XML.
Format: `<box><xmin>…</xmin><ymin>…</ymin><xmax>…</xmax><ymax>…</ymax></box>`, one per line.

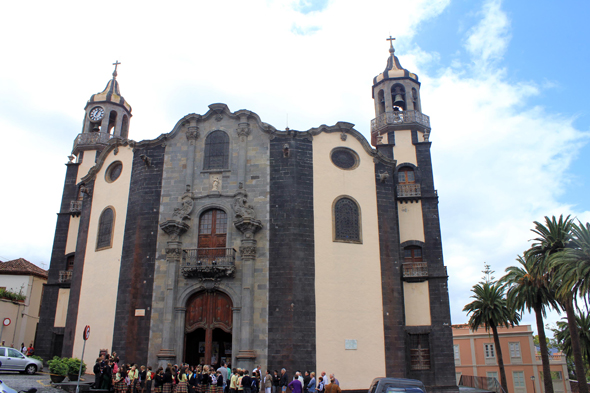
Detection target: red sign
<box><xmin>3</xmin><ymin>318</ymin><xmax>10</xmax><ymax>326</ymax></box>
<box><xmin>83</xmin><ymin>325</ymin><xmax>90</xmax><ymax>341</ymax></box>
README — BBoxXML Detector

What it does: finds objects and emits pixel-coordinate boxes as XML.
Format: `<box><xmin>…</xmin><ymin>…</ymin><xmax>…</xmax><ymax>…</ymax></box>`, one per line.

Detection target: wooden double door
<box><xmin>184</xmin><ymin>291</ymin><xmax>232</xmax><ymax>367</ymax></box>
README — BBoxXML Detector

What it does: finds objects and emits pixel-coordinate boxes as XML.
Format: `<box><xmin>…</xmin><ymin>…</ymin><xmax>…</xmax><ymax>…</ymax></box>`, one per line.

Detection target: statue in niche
<box><xmin>212</xmin><ymin>177</ymin><xmax>220</xmax><ymax>192</ymax></box>
<box><xmin>233</xmin><ymin>195</ymin><xmax>255</xmax><ymax>219</ymax></box>
<box><xmin>172</xmin><ymin>195</ymin><xmax>194</xmax><ymax>221</ymax></box>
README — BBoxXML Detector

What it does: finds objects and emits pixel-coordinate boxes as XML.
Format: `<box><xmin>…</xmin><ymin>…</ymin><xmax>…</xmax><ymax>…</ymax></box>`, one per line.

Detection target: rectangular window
<box><xmin>513</xmin><ymin>371</ymin><xmax>525</xmax><ymax>388</ymax></box>
<box><xmin>540</xmin><ymin>371</ymin><xmax>563</xmax><ymax>381</ymax></box>
<box><xmin>454</xmin><ymin>344</ymin><xmax>460</xmax><ymax>360</ymax></box>
<box><xmin>409</xmin><ymin>334</ymin><xmax>431</xmax><ymax>370</ymax></box>
<box><xmin>509</xmin><ymin>342</ymin><xmax>522</xmax><ymax>358</ymax></box>
<box><xmin>485</xmin><ymin>343</ymin><xmax>495</xmax><ymax>358</ymax></box>
<box><xmin>487</xmin><ymin>372</ymin><xmax>498</xmax><ymax>380</ymax></box>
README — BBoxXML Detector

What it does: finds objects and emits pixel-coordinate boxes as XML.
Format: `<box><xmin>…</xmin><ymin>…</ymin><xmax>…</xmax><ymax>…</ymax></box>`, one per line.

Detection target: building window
<box><xmin>453</xmin><ymin>344</ymin><xmax>460</xmax><ymax>360</ymax></box>
<box><xmin>203</xmin><ymin>131</ymin><xmax>230</xmax><ymax>170</ymax></box>
<box><xmin>330</xmin><ymin>147</ymin><xmax>359</xmax><ymax>170</ymax></box>
<box><xmin>509</xmin><ymin>342</ymin><xmax>521</xmax><ymax>358</ymax></box>
<box><xmin>333</xmin><ymin>197</ymin><xmax>361</xmax><ymax>243</ymax></box>
<box><xmin>540</xmin><ymin>371</ymin><xmax>563</xmax><ymax>381</ymax></box>
<box><xmin>66</xmin><ymin>255</ymin><xmax>75</xmax><ymax>271</ymax></box>
<box><xmin>398</xmin><ymin>167</ymin><xmax>415</xmax><ymax>184</ymax></box>
<box><xmin>484</xmin><ymin>343</ymin><xmax>495</xmax><ymax>358</ymax></box>
<box><xmin>409</xmin><ymin>334</ymin><xmax>431</xmax><ymax>370</ymax></box>
<box><xmin>404</xmin><ymin>246</ymin><xmax>423</xmax><ymax>262</ymax></box>
<box><xmin>487</xmin><ymin>372</ymin><xmax>498</xmax><ymax>380</ymax></box>
<box><xmin>105</xmin><ymin>161</ymin><xmax>123</xmax><ymax>183</ymax></box>
<box><xmin>513</xmin><ymin>371</ymin><xmax>525</xmax><ymax>388</ymax></box>
<box><xmin>96</xmin><ymin>207</ymin><xmax>115</xmax><ymax>250</ymax></box>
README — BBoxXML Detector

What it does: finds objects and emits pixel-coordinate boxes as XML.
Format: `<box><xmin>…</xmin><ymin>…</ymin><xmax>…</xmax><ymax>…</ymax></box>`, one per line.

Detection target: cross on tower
<box><xmin>386</xmin><ymin>36</ymin><xmax>396</xmax><ymax>48</ymax></box>
<box><xmin>112</xmin><ymin>60</ymin><xmax>121</xmax><ymax>78</ymax></box>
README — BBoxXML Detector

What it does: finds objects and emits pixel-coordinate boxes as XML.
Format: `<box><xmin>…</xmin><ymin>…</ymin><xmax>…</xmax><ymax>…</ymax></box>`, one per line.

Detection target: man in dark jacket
<box><xmin>279</xmin><ymin>369</ymin><xmax>289</xmax><ymax>393</ymax></box>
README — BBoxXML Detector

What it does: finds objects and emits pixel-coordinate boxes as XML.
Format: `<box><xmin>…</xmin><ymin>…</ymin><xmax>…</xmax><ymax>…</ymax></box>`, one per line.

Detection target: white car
<box><xmin>0</xmin><ymin>347</ymin><xmax>43</xmax><ymax>374</ymax></box>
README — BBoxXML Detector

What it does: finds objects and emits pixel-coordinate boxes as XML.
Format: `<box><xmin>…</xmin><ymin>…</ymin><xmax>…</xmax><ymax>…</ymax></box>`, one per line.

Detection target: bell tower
<box><xmin>73</xmin><ymin>61</ymin><xmax>132</xmax><ymax>156</ymax></box>
<box><xmin>370</xmin><ymin>37</ymin><xmax>429</xmax><ymax>146</ymax></box>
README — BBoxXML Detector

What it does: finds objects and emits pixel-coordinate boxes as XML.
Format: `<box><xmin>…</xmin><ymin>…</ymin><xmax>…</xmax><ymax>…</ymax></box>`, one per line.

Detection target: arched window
<box><xmin>391</xmin><ymin>84</ymin><xmax>406</xmax><ymax>111</ymax></box>
<box><xmin>204</xmin><ymin>131</ymin><xmax>230</xmax><ymax>170</ymax></box>
<box><xmin>198</xmin><ymin>209</ymin><xmax>228</xmax><ymax>260</ymax></box>
<box><xmin>107</xmin><ymin>110</ymin><xmax>117</xmax><ymax>134</ymax></box>
<box><xmin>404</xmin><ymin>246</ymin><xmax>423</xmax><ymax>262</ymax></box>
<box><xmin>398</xmin><ymin>167</ymin><xmax>415</xmax><ymax>184</ymax></box>
<box><xmin>96</xmin><ymin>207</ymin><xmax>115</xmax><ymax>250</ymax></box>
<box><xmin>333</xmin><ymin>197</ymin><xmax>361</xmax><ymax>243</ymax></box>
<box><xmin>378</xmin><ymin>89</ymin><xmax>385</xmax><ymax>114</ymax></box>
<box><xmin>121</xmin><ymin>115</ymin><xmax>129</xmax><ymax>139</ymax></box>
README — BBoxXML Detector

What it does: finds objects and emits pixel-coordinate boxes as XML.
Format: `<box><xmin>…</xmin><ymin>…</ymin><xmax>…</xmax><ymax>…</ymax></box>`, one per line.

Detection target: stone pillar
<box><xmin>236</xmin><ymin>118</ymin><xmax>250</xmax><ymax>188</ymax></box>
<box><xmin>231</xmin><ymin>307</ymin><xmax>241</xmax><ymax>367</ymax></box>
<box><xmin>186</xmin><ymin>120</ymin><xmax>200</xmax><ymax>191</ymax></box>
<box><xmin>157</xmin><ymin>243</ymin><xmax>182</xmax><ymax>366</ymax></box>
<box><xmin>234</xmin><ymin>217</ymin><xmax>262</xmax><ymax>370</ymax></box>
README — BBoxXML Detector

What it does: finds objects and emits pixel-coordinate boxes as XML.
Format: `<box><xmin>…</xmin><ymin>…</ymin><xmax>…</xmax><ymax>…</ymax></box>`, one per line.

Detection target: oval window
<box><xmin>330</xmin><ymin>147</ymin><xmax>359</xmax><ymax>170</ymax></box>
<box><xmin>105</xmin><ymin>161</ymin><xmax>123</xmax><ymax>183</ymax></box>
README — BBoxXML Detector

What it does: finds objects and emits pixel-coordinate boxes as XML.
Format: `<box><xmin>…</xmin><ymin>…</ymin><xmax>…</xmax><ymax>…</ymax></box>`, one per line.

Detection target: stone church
<box><xmin>37</xmin><ymin>42</ymin><xmax>457</xmax><ymax>392</ymax></box>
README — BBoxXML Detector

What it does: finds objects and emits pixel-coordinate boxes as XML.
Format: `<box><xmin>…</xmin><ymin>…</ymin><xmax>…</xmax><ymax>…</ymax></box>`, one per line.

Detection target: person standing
<box><xmin>264</xmin><ymin>370</ymin><xmax>272</xmax><ymax>393</ymax></box>
<box><xmin>272</xmin><ymin>371</ymin><xmax>280</xmax><ymax>393</ymax></box>
<box><xmin>93</xmin><ymin>358</ymin><xmax>102</xmax><ymax>389</ymax></box>
<box><xmin>324</xmin><ymin>378</ymin><xmax>340</xmax><ymax>393</ymax></box>
<box><xmin>242</xmin><ymin>371</ymin><xmax>251</xmax><ymax>393</ymax></box>
<box><xmin>279</xmin><ymin>369</ymin><xmax>288</xmax><ymax>393</ymax></box>
<box><xmin>288</xmin><ymin>375</ymin><xmax>302</xmax><ymax>393</ymax></box>
<box><xmin>303</xmin><ymin>372</ymin><xmax>311</xmax><ymax>393</ymax></box>
<box><xmin>163</xmin><ymin>367</ymin><xmax>174</xmax><ymax>393</ymax></box>
<box><xmin>230</xmin><ymin>369</ymin><xmax>239</xmax><ymax>393</ymax></box>
<box><xmin>306</xmin><ymin>373</ymin><xmax>315</xmax><ymax>393</ymax></box>
<box><xmin>328</xmin><ymin>375</ymin><xmax>338</xmax><ymax>387</ymax></box>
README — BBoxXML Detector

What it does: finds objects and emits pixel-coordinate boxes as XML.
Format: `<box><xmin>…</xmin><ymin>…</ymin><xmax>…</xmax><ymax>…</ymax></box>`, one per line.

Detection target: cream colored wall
<box><xmin>313</xmin><ymin>132</ymin><xmax>386</xmax><ymax>390</ymax></box>
<box><xmin>72</xmin><ymin>145</ymin><xmax>133</xmax><ymax>365</ymax></box>
<box><xmin>20</xmin><ymin>276</ymin><xmax>46</xmax><ymax>346</ymax></box>
<box><xmin>392</xmin><ymin>130</ymin><xmax>417</xmax><ymax>165</ymax></box>
<box><xmin>66</xmin><ymin>217</ymin><xmax>80</xmax><ymax>254</ymax></box>
<box><xmin>77</xmin><ymin>150</ymin><xmax>97</xmax><ymax>183</ymax></box>
<box><xmin>54</xmin><ymin>288</ymin><xmax>70</xmax><ymax>327</ymax></box>
<box><xmin>403</xmin><ymin>282</ymin><xmax>431</xmax><ymax>326</ymax></box>
<box><xmin>398</xmin><ymin>201</ymin><xmax>425</xmax><ymax>243</ymax></box>
<box><xmin>0</xmin><ymin>275</ymin><xmax>30</xmax><ymax>294</ymax></box>
<box><xmin>0</xmin><ymin>298</ymin><xmax>24</xmax><ymax>347</ymax></box>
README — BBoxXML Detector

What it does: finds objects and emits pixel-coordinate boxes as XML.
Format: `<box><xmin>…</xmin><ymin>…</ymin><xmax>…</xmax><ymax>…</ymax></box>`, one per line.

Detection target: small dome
<box><xmin>373</xmin><ymin>45</ymin><xmax>419</xmax><ymax>85</ymax></box>
<box><xmin>87</xmin><ymin>73</ymin><xmax>132</xmax><ymax>113</ymax></box>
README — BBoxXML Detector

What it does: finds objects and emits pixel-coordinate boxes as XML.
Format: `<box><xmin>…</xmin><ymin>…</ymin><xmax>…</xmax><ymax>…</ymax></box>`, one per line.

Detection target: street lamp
<box><xmin>531</xmin><ymin>376</ymin><xmax>536</xmax><ymax>393</ymax></box>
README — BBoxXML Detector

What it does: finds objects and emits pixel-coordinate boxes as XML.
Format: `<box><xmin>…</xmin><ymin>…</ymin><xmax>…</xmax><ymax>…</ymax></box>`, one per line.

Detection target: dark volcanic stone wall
<box><xmin>112</xmin><ymin>144</ymin><xmax>165</xmax><ymax>364</ymax></box>
<box><xmin>268</xmin><ymin>136</ymin><xmax>315</xmax><ymax>373</ymax></box>
<box><xmin>36</xmin><ymin>163</ymin><xmax>80</xmax><ymax>361</ymax></box>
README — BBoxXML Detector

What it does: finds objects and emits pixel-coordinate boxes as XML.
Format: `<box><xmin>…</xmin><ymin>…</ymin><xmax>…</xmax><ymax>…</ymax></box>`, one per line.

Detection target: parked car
<box><xmin>369</xmin><ymin>378</ymin><xmax>427</xmax><ymax>393</ymax></box>
<box><xmin>0</xmin><ymin>347</ymin><xmax>43</xmax><ymax>374</ymax></box>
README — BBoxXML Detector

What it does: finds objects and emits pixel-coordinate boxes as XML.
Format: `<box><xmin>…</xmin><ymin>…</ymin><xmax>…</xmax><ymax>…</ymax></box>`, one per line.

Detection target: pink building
<box><xmin>452</xmin><ymin>324</ymin><xmax>570</xmax><ymax>393</ymax></box>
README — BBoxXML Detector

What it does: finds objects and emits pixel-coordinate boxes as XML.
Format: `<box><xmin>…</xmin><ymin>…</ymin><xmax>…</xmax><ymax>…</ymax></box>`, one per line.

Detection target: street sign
<box><xmin>83</xmin><ymin>325</ymin><xmax>90</xmax><ymax>341</ymax></box>
<box><xmin>3</xmin><ymin>318</ymin><xmax>10</xmax><ymax>326</ymax></box>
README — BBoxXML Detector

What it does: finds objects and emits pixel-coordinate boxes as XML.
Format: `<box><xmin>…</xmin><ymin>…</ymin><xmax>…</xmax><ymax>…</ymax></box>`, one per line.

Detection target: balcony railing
<box><xmin>536</xmin><ymin>354</ymin><xmax>565</xmax><ymax>362</ymax></box>
<box><xmin>70</xmin><ymin>200</ymin><xmax>82</xmax><ymax>215</ymax></box>
<box><xmin>371</xmin><ymin>110</ymin><xmax>430</xmax><ymax>133</ymax></box>
<box><xmin>182</xmin><ymin>248</ymin><xmax>236</xmax><ymax>279</ymax></box>
<box><xmin>59</xmin><ymin>270</ymin><xmax>72</xmax><ymax>283</ymax></box>
<box><xmin>397</xmin><ymin>184</ymin><xmax>421</xmax><ymax>198</ymax></box>
<box><xmin>403</xmin><ymin>262</ymin><xmax>428</xmax><ymax>279</ymax></box>
<box><xmin>72</xmin><ymin>132</ymin><xmax>118</xmax><ymax>153</ymax></box>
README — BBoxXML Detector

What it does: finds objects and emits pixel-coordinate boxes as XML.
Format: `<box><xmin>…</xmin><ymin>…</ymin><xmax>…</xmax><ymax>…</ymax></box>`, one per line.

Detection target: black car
<box><xmin>369</xmin><ymin>378</ymin><xmax>427</xmax><ymax>393</ymax></box>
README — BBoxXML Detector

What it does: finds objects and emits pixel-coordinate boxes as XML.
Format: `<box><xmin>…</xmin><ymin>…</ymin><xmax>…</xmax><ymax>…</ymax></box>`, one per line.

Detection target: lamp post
<box><xmin>531</xmin><ymin>375</ymin><xmax>536</xmax><ymax>393</ymax></box>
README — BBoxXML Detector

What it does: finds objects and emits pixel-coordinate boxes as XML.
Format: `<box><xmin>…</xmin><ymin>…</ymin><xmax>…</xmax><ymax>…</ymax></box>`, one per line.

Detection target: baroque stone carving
<box><xmin>173</xmin><ymin>194</ymin><xmax>194</xmax><ymax>221</ymax></box>
<box><xmin>237</xmin><ymin>123</ymin><xmax>251</xmax><ymax>139</ymax></box>
<box><xmin>340</xmin><ymin>132</ymin><xmax>347</xmax><ymax>141</ymax></box>
<box><xmin>160</xmin><ymin>193</ymin><xmax>194</xmax><ymax>241</ymax></box>
<box><xmin>233</xmin><ymin>194</ymin><xmax>256</xmax><ymax>219</ymax></box>
<box><xmin>186</xmin><ymin>126</ymin><xmax>200</xmax><ymax>141</ymax></box>
<box><xmin>239</xmin><ymin>246</ymin><xmax>257</xmax><ymax>258</ymax></box>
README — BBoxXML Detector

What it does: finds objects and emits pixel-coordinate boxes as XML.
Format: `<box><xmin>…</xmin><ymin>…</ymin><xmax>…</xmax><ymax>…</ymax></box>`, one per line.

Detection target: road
<box><xmin>0</xmin><ymin>371</ymin><xmax>93</xmax><ymax>393</ymax></box>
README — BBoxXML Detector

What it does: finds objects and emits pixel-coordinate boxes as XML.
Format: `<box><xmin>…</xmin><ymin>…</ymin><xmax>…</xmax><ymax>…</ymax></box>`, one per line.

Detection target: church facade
<box><xmin>37</xmin><ymin>44</ymin><xmax>457</xmax><ymax>392</ymax></box>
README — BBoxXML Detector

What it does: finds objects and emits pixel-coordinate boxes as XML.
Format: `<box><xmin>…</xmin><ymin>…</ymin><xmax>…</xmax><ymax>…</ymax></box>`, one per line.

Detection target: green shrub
<box><xmin>29</xmin><ymin>355</ymin><xmax>43</xmax><ymax>362</ymax></box>
<box><xmin>47</xmin><ymin>356</ymin><xmax>68</xmax><ymax>376</ymax></box>
<box><xmin>65</xmin><ymin>357</ymin><xmax>87</xmax><ymax>375</ymax></box>
<box><xmin>0</xmin><ymin>288</ymin><xmax>26</xmax><ymax>302</ymax></box>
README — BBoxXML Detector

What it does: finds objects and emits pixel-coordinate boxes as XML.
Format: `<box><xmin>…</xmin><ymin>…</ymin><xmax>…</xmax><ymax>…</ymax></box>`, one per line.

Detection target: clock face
<box><xmin>89</xmin><ymin>106</ymin><xmax>105</xmax><ymax>122</ymax></box>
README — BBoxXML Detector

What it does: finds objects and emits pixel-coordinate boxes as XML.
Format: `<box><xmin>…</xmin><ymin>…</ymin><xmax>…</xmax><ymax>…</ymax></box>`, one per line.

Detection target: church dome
<box><xmin>373</xmin><ymin>42</ymin><xmax>419</xmax><ymax>85</ymax></box>
<box><xmin>87</xmin><ymin>67</ymin><xmax>132</xmax><ymax>113</ymax></box>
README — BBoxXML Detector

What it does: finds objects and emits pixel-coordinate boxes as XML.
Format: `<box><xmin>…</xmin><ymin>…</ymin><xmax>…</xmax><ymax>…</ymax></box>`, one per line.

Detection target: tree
<box><xmin>552</xmin><ymin>313</ymin><xmax>590</xmax><ymax>381</ymax></box>
<box><xmin>550</xmin><ymin>221</ymin><xmax>590</xmax><ymax>384</ymax></box>
<box><xmin>464</xmin><ymin>266</ymin><xmax>520</xmax><ymax>393</ymax></box>
<box><xmin>502</xmin><ymin>254</ymin><xmax>560</xmax><ymax>393</ymax></box>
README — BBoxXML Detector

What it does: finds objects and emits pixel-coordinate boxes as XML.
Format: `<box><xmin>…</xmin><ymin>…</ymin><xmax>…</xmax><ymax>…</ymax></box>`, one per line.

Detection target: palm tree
<box><xmin>463</xmin><ymin>281</ymin><xmax>521</xmax><ymax>393</ymax></box>
<box><xmin>550</xmin><ymin>221</ymin><xmax>590</xmax><ymax>386</ymax></box>
<box><xmin>502</xmin><ymin>254</ymin><xmax>560</xmax><ymax>393</ymax></box>
<box><xmin>553</xmin><ymin>313</ymin><xmax>590</xmax><ymax>366</ymax></box>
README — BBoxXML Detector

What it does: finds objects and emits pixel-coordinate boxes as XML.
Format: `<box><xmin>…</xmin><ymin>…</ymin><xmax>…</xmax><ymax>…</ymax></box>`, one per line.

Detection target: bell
<box><xmin>393</xmin><ymin>94</ymin><xmax>405</xmax><ymax>108</ymax></box>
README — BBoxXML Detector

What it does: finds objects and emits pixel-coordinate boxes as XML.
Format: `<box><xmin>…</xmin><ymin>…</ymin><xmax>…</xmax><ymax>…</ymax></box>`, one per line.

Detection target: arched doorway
<box><xmin>184</xmin><ymin>290</ymin><xmax>232</xmax><ymax>367</ymax></box>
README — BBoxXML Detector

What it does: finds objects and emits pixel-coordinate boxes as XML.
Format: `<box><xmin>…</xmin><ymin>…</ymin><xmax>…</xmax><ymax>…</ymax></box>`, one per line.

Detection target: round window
<box><xmin>330</xmin><ymin>147</ymin><xmax>359</xmax><ymax>170</ymax></box>
<box><xmin>105</xmin><ymin>161</ymin><xmax>123</xmax><ymax>183</ymax></box>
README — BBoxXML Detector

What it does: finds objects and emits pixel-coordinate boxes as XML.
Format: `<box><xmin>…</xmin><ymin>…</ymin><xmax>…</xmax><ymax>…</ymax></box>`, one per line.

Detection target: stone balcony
<box><xmin>397</xmin><ymin>184</ymin><xmax>421</xmax><ymax>198</ymax></box>
<box><xmin>181</xmin><ymin>248</ymin><xmax>236</xmax><ymax>280</ymax></box>
<box><xmin>59</xmin><ymin>270</ymin><xmax>72</xmax><ymax>283</ymax></box>
<box><xmin>371</xmin><ymin>110</ymin><xmax>431</xmax><ymax>134</ymax></box>
<box><xmin>402</xmin><ymin>262</ymin><xmax>428</xmax><ymax>280</ymax></box>
<box><xmin>70</xmin><ymin>200</ymin><xmax>82</xmax><ymax>216</ymax></box>
<box><xmin>72</xmin><ymin>132</ymin><xmax>119</xmax><ymax>154</ymax></box>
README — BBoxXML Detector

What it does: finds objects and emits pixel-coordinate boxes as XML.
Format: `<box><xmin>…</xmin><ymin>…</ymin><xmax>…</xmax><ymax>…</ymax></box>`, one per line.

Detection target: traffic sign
<box><xmin>3</xmin><ymin>318</ymin><xmax>10</xmax><ymax>326</ymax></box>
<box><xmin>83</xmin><ymin>325</ymin><xmax>90</xmax><ymax>341</ymax></box>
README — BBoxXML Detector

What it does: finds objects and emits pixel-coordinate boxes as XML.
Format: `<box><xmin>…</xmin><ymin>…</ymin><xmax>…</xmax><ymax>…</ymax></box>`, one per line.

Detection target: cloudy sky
<box><xmin>1</xmin><ymin>0</ymin><xmax>589</xmax><ymax>333</ymax></box>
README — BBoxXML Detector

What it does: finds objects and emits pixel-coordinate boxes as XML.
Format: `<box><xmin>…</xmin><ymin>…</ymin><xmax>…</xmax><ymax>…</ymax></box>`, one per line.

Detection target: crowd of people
<box><xmin>91</xmin><ymin>355</ymin><xmax>342</xmax><ymax>393</ymax></box>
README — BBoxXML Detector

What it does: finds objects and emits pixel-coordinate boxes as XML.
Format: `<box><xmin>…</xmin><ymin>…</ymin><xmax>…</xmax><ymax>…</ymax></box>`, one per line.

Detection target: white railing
<box><xmin>397</xmin><ymin>184</ymin><xmax>421</xmax><ymax>198</ymax></box>
<box><xmin>72</xmin><ymin>132</ymin><xmax>118</xmax><ymax>152</ymax></box>
<box><xmin>371</xmin><ymin>110</ymin><xmax>430</xmax><ymax>133</ymax></box>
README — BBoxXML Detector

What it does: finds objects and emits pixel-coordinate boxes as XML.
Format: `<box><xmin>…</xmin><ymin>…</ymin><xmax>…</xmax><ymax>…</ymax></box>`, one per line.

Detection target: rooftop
<box><xmin>0</xmin><ymin>258</ymin><xmax>48</xmax><ymax>280</ymax></box>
